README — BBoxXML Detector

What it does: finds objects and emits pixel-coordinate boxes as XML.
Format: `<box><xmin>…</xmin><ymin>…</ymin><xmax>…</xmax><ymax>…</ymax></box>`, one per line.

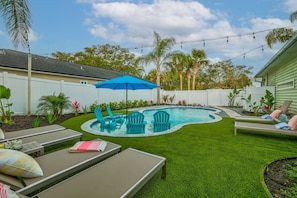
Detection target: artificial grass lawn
<box><xmin>57</xmin><ymin>112</ymin><xmax>297</xmax><ymax>198</ymax></box>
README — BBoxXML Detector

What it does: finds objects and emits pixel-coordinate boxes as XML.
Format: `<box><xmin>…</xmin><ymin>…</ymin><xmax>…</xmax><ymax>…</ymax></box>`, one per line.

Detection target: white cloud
<box><xmin>81</xmin><ymin>0</ymin><xmax>293</xmax><ymax>74</ymax></box>
<box><xmin>28</xmin><ymin>29</ymin><xmax>41</xmax><ymax>42</ymax></box>
<box><xmin>88</xmin><ymin>0</ymin><xmax>217</xmax><ymax>45</ymax></box>
<box><xmin>283</xmin><ymin>0</ymin><xmax>297</xmax><ymax>13</ymax></box>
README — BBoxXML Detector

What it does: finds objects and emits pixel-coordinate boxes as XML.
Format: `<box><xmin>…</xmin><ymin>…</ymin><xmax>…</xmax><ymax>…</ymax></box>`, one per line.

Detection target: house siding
<box><xmin>265</xmin><ymin>58</ymin><xmax>297</xmax><ymax>114</ymax></box>
<box><xmin>0</xmin><ymin>68</ymin><xmax>100</xmax><ymax>84</ymax></box>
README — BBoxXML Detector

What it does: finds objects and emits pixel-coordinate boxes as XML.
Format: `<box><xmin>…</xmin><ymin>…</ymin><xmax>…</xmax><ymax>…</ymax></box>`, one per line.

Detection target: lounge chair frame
<box><xmin>1</xmin><ymin>141</ymin><xmax>121</xmax><ymax>195</ymax></box>
<box><xmin>234</xmin><ymin>121</ymin><xmax>297</xmax><ymax>136</ymax></box>
<box><xmin>234</xmin><ymin>100</ymin><xmax>292</xmax><ymax>123</ymax></box>
<box><xmin>29</xmin><ymin>148</ymin><xmax>166</xmax><ymax>198</ymax></box>
<box><xmin>0</xmin><ymin>125</ymin><xmax>65</xmax><ymax>143</ymax></box>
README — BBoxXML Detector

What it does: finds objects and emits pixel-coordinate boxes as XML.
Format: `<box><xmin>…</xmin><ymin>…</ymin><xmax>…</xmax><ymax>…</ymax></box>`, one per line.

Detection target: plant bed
<box><xmin>1</xmin><ymin>114</ymin><xmax>76</xmax><ymax>132</ymax></box>
<box><xmin>264</xmin><ymin>158</ymin><xmax>297</xmax><ymax>198</ymax></box>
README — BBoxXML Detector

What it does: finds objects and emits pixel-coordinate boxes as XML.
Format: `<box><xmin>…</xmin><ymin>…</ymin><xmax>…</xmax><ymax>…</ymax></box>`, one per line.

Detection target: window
<box><xmin>276</xmin><ymin>79</ymin><xmax>294</xmax><ymax>90</ymax></box>
<box><xmin>80</xmin><ymin>80</ymin><xmax>88</xmax><ymax>84</ymax></box>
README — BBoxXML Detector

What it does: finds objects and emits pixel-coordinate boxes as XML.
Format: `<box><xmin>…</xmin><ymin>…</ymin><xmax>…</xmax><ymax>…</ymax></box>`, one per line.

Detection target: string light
<box><xmin>36</xmin><ymin>25</ymin><xmax>296</xmax><ymax>63</ymax></box>
<box><xmin>127</xmin><ymin>25</ymin><xmax>297</xmax><ymax>51</ymax></box>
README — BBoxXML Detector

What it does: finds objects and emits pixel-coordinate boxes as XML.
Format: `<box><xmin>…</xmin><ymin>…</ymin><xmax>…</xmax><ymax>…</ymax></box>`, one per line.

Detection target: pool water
<box><xmin>81</xmin><ymin>106</ymin><xmax>222</xmax><ymax>137</ymax></box>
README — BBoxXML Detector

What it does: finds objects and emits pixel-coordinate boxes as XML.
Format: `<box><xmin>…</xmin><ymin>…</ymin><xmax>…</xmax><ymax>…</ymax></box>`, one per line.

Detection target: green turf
<box><xmin>57</xmin><ymin>112</ymin><xmax>297</xmax><ymax>198</ymax></box>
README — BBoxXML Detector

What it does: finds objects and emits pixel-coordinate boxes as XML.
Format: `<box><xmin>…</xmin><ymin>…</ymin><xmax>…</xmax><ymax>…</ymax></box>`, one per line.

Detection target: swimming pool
<box><xmin>81</xmin><ymin>106</ymin><xmax>222</xmax><ymax>137</ymax></box>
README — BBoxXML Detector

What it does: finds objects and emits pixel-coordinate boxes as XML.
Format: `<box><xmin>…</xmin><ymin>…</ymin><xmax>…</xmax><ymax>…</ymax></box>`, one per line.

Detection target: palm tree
<box><xmin>183</xmin><ymin>55</ymin><xmax>193</xmax><ymax>90</ymax></box>
<box><xmin>265</xmin><ymin>10</ymin><xmax>297</xmax><ymax>48</ymax></box>
<box><xmin>139</xmin><ymin>32</ymin><xmax>176</xmax><ymax>103</ymax></box>
<box><xmin>290</xmin><ymin>10</ymin><xmax>297</xmax><ymax>23</ymax></box>
<box><xmin>165</xmin><ymin>52</ymin><xmax>185</xmax><ymax>90</ymax></box>
<box><xmin>190</xmin><ymin>49</ymin><xmax>208</xmax><ymax>90</ymax></box>
<box><xmin>0</xmin><ymin>0</ymin><xmax>32</xmax><ymax>49</ymax></box>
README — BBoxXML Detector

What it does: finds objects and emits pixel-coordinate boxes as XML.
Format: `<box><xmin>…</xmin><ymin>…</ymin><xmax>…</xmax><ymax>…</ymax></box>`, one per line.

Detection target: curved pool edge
<box><xmin>81</xmin><ymin>106</ymin><xmax>223</xmax><ymax>138</ymax></box>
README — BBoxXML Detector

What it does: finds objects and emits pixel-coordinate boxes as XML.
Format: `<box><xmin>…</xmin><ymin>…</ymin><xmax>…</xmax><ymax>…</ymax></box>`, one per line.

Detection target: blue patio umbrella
<box><xmin>93</xmin><ymin>75</ymin><xmax>159</xmax><ymax>115</ymax></box>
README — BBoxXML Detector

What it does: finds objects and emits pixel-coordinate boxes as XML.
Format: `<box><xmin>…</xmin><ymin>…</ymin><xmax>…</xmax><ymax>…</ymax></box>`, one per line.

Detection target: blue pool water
<box><xmin>81</xmin><ymin>106</ymin><xmax>222</xmax><ymax>137</ymax></box>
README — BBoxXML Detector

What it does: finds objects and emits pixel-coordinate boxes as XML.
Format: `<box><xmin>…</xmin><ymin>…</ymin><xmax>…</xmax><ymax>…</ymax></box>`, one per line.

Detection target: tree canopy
<box><xmin>52</xmin><ymin>44</ymin><xmax>144</xmax><ymax>77</ymax></box>
<box><xmin>0</xmin><ymin>0</ymin><xmax>31</xmax><ymax>49</ymax></box>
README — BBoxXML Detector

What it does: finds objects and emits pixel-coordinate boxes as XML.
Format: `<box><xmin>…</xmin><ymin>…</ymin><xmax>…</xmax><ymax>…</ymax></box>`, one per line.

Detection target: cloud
<box><xmin>28</xmin><ymin>29</ymin><xmax>41</xmax><ymax>42</ymax></box>
<box><xmin>80</xmin><ymin>0</ymin><xmax>293</xmax><ymax>74</ymax></box>
<box><xmin>88</xmin><ymin>1</ymin><xmax>217</xmax><ymax>45</ymax></box>
<box><xmin>283</xmin><ymin>0</ymin><xmax>297</xmax><ymax>13</ymax></box>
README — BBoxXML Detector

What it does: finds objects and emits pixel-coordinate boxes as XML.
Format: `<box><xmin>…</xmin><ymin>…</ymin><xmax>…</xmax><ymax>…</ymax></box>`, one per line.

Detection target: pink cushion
<box><xmin>288</xmin><ymin>115</ymin><xmax>297</xmax><ymax>131</ymax></box>
<box><xmin>270</xmin><ymin>110</ymin><xmax>282</xmax><ymax>119</ymax></box>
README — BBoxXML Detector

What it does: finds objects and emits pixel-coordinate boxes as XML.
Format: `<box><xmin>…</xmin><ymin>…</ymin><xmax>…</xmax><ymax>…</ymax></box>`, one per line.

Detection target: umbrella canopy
<box><xmin>93</xmin><ymin>75</ymin><xmax>159</xmax><ymax>115</ymax></box>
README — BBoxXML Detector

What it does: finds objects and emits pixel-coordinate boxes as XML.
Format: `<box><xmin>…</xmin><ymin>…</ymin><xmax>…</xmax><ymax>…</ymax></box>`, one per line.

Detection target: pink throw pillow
<box><xmin>270</xmin><ymin>110</ymin><xmax>282</xmax><ymax>119</ymax></box>
<box><xmin>288</xmin><ymin>115</ymin><xmax>297</xmax><ymax>131</ymax></box>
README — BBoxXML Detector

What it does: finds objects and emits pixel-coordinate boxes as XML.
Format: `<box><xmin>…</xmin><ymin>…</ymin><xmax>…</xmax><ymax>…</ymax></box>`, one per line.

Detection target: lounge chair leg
<box><xmin>161</xmin><ymin>162</ymin><xmax>166</xmax><ymax>180</ymax></box>
<box><xmin>234</xmin><ymin>128</ymin><xmax>237</xmax><ymax>135</ymax></box>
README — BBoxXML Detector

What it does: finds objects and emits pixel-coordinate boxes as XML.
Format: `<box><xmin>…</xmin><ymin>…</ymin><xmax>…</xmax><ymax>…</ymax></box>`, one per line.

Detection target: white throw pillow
<box><xmin>0</xmin><ymin>149</ymin><xmax>43</xmax><ymax>178</ymax></box>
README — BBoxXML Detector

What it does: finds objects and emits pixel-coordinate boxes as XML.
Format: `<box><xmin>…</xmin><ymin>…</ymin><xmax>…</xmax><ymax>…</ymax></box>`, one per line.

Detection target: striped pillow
<box><xmin>0</xmin><ymin>182</ymin><xmax>18</xmax><ymax>198</ymax></box>
<box><xmin>0</xmin><ymin>149</ymin><xmax>43</xmax><ymax>178</ymax></box>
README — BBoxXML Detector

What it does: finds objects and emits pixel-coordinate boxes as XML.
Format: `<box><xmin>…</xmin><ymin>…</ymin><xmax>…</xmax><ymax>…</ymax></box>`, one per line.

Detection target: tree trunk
<box><xmin>178</xmin><ymin>65</ymin><xmax>183</xmax><ymax>90</ymax></box>
<box><xmin>192</xmin><ymin>63</ymin><xmax>198</xmax><ymax>90</ymax></box>
<box><xmin>156</xmin><ymin>62</ymin><xmax>161</xmax><ymax>104</ymax></box>
<box><xmin>186</xmin><ymin>69</ymin><xmax>191</xmax><ymax>91</ymax></box>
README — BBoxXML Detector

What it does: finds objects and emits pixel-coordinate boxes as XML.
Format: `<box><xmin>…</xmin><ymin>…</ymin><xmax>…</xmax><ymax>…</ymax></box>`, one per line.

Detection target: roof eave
<box><xmin>254</xmin><ymin>34</ymin><xmax>297</xmax><ymax>78</ymax></box>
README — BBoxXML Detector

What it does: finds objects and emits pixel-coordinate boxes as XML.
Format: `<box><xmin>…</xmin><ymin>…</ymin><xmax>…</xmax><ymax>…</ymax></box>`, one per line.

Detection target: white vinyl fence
<box><xmin>0</xmin><ymin>72</ymin><xmax>274</xmax><ymax>115</ymax></box>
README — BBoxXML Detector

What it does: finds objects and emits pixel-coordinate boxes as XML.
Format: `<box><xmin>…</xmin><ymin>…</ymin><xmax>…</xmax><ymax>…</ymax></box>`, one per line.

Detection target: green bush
<box><xmin>37</xmin><ymin>92</ymin><xmax>72</xmax><ymax>118</ymax></box>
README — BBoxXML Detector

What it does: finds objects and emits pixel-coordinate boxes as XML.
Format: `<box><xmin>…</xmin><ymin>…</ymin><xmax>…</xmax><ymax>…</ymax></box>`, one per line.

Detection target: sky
<box><xmin>1</xmin><ymin>0</ymin><xmax>297</xmax><ymax>76</ymax></box>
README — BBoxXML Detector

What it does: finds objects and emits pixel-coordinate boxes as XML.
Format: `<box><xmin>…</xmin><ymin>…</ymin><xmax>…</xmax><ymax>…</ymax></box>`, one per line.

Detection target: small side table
<box><xmin>21</xmin><ymin>141</ymin><xmax>44</xmax><ymax>156</ymax></box>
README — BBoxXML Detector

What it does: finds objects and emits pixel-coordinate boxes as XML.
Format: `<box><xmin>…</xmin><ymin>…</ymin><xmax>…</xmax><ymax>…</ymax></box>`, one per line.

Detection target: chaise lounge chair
<box><xmin>0</xmin><ymin>125</ymin><xmax>65</xmax><ymax>143</ymax></box>
<box><xmin>126</xmin><ymin>112</ymin><xmax>147</xmax><ymax>134</ymax></box>
<box><xmin>0</xmin><ymin>140</ymin><xmax>121</xmax><ymax>195</ymax></box>
<box><xmin>152</xmin><ymin>110</ymin><xmax>171</xmax><ymax>132</ymax></box>
<box><xmin>234</xmin><ymin>115</ymin><xmax>297</xmax><ymax>136</ymax></box>
<box><xmin>20</xmin><ymin>129</ymin><xmax>83</xmax><ymax>147</ymax></box>
<box><xmin>28</xmin><ymin>148</ymin><xmax>166</xmax><ymax>198</ymax></box>
<box><xmin>234</xmin><ymin>100</ymin><xmax>292</xmax><ymax>123</ymax></box>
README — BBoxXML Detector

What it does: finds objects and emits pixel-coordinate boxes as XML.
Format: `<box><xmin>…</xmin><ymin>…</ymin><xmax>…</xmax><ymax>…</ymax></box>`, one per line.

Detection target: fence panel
<box><xmin>0</xmin><ymin>72</ymin><xmax>275</xmax><ymax>115</ymax></box>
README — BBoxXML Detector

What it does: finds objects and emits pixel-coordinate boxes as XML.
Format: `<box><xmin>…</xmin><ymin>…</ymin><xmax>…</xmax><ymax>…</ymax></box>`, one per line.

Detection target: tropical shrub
<box><xmin>169</xmin><ymin>95</ymin><xmax>175</xmax><ymax>104</ymax></box>
<box><xmin>0</xmin><ymin>85</ymin><xmax>14</xmax><ymax>124</ymax></box>
<box><xmin>241</xmin><ymin>94</ymin><xmax>264</xmax><ymax>115</ymax></box>
<box><xmin>37</xmin><ymin>92</ymin><xmax>72</xmax><ymax>118</ymax></box>
<box><xmin>260</xmin><ymin>90</ymin><xmax>275</xmax><ymax>113</ymax></box>
<box><xmin>228</xmin><ymin>87</ymin><xmax>241</xmax><ymax>107</ymax></box>
<box><xmin>162</xmin><ymin>94</ymin><xmax>169</xmax><ymax>104</ymax></box>
<box><xmin>72</xmin><ymin>100</ymin><xmax>80</xmax><ymax>116</ymax></box>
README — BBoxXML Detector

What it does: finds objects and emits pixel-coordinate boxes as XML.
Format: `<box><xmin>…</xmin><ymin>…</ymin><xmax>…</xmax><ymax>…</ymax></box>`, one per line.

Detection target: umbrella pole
<box><xmin>126</xmin><ymin>84</ymin><xmax>128</xmax><ymax>116</ymax></box>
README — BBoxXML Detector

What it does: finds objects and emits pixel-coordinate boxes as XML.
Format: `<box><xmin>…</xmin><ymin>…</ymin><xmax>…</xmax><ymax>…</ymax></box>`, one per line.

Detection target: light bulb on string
<box><xmin>203</xmin><ymin>39</ymin><xmax>205</xmax><ymax>47</ymax></box>
<box><xmin>226</xmin><ymin>36</ymin><xmax>229</xmax><ymax>43</ymax></box>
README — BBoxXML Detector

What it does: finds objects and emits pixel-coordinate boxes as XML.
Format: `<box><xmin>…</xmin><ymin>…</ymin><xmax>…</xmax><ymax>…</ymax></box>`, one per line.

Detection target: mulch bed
<box><xmin>1</xmin><ymin>114</ymin><xmax>74</xmax><ymax>132</ymax></box>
